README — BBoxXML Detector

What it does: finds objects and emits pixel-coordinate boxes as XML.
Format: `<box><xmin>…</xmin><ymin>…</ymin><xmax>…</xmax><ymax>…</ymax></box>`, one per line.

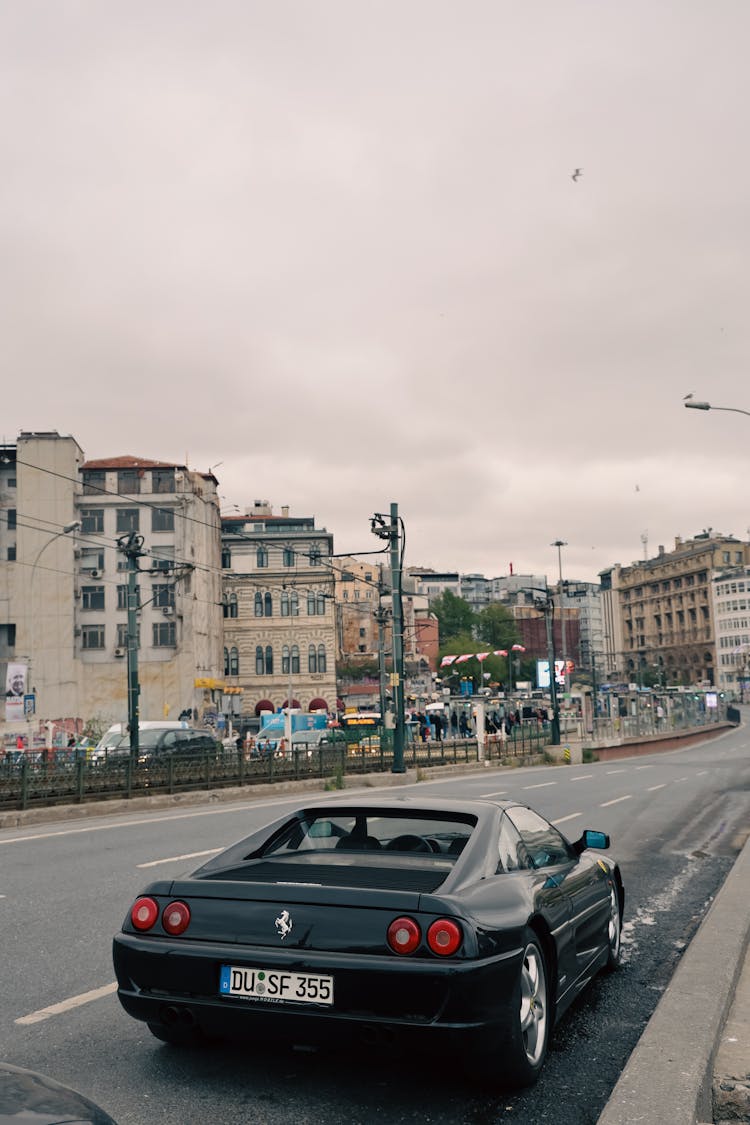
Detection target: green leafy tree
<box><xmin>431</xmin><ymin>590</ymin><xmax>476</xmax><ymax>643</ymax></box>
<box><xmin>475</xmin><ymin>603</ymin><xmax>519</xmax><ymax>650</ymax></box>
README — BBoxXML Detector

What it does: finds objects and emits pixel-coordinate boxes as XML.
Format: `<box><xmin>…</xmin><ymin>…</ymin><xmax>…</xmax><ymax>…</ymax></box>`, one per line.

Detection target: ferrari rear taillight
<box><xmin>162</xmin><ymin>901</ymin><xmax>191</xmax><ymax>936</ymax></box>
<box><xmin>427</xmin><ymin>918</ymin><xmax>462</xmax><ymax>956</ymax></box>
<box><xmin>387</xmin><ymin>916</ymin><xmax>421</xmax><ymax>955</ymax></box>
<box><xmin>131</xmin><ymin>896</ymin><xmax>159</xmax><ymax>931</ymax></box>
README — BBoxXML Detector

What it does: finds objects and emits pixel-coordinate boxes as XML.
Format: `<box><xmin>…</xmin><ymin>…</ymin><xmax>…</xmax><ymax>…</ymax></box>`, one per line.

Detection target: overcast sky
<box><xmin>2</xmin><ymin>2</ymin><xmax>749</xmax><ymax>584</ymax></box>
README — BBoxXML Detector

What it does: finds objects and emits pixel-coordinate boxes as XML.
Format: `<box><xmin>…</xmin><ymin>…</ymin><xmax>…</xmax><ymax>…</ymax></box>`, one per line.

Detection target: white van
<box><xmin>93</xmin><ymin>721</ymin><xmax>192</xmax><ymax>761</ymax></box>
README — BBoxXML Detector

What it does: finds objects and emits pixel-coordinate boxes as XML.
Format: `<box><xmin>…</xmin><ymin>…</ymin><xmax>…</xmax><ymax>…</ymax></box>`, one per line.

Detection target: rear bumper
<box><xmin>113</xmin><ymin>932</ymin><xmax>522</xmax><ymax>1049</ymax></box>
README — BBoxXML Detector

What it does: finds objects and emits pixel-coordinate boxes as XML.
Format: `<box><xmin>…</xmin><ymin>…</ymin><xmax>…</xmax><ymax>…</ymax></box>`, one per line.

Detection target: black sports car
<box><xmin>113</xmin><ymin>797</ymin><xmax>624</xmax><ymax>1086</ymax></box>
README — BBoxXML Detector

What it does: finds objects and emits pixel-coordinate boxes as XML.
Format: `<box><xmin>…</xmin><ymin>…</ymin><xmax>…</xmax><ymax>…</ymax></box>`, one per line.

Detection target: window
<box><xmin>152</xmin><ymin>583</ymin><xmax>175</xmax><ymax>609</ymax></box>
<box><xmin>7</xmin><ymin>509</ymin><xmax>16</xmax><ymax>530</ymax></box>
<box><xmin>152</xmin><ymin>468</ymin><xmax>175</xmax><ymax>494</ymax></box>
<box><xmin>308</xmin><ymin>644</ymin><xmax>317</xmax><ymax>673</ymax></box>
<box><xmin>7</xmin><ymin>546</ymin><xmax>16</xmax><ymax>561</ymax></box>
<box><xmin>496</xmin><ymin>814</ymin><xmax>524</xmax><ymax>872</ymax></box>
<box><xmin>283</xmin><ymin>547</ymin><xmax>295</xmax><ymax>567</ymax></box>
<box><xmin>116</xmin><ymin>508</ymin><xmax>140</xmax><ymax>534</ymax></box>
<box><xmin>264</xmin><ymin>592</ymin><xmax>273</xmax><ymax>617</ymax></box>
<box><xmin>117</xmin><ymin>584</ymin><xmax>141</xmax><ymax>610</ymax></box>
<box><xmin>224</xmin><ymin>592</ymin><xmax>238</xmax><ymax>618</ymax></box>
<box><xmin>118</xmin><ymin>469</ymin><xmax>140</xmax><ymax>494</ymax></box>
<box><xmin>222</xmin><ymin>547</ymin><xmax>232</xmax><ymax>569</ymax></box>
<box><xmin>152</xmin><ymin>507</ymin><xmax>174</xmax><ymax>532</ymax></box>
<box><xmin>291</xmin><ymin>644</ymin><xmax>300</xmax><ymax>673</ymax></box>
<box><xmin>81</xmin><ymin>585</ymin><xmax>105</xmax><ymax>611</ymax></box>
<box><xmin>317</xmin><ymin>644</ymin><xmax>327</xmax><ymax>673</ymax></box>
<box><xmin>224</xmin><ymin>646</ymin><xmax>229</xmax><ymax>675</ymax></box>
<box><xmin>307</xmin><ymin>592</ymin><xmax>315</xmax><ymax>615</ymax></box>
<box><xmin>254</xmin><ymin>592</ymin><xmax>264</xmax><ymax>617</ymax></box>
<box><xmin>153</xmin><ymin>621</ymin><xmax>176</xmax><ymax>647</ymax></box>
<box><xmin>117</xmin><ymin>623</ymin><xmax>140</xmax><ymax>648</ymax></box>
<box><xmin>257</xmin><ymin>546</ymin><xmax>268</xmax><ymax>568</ymax></box>
<box><xmin>80</xmin><ymin>547</ymin><xmax>105</xmax><ymax>572</ymax></box>
<box><xmin>309</xmin><ymin>546</ymin><xmax>321</xmax><ymax>566</ymax></box>
<box><xmin>281</xmin><ymin>591</ymin><xmax>290</xmax><ymax>616</ymax></box>
<box><xmin>290</xmin><ymin>591</ymin><xmax>299</xmax><ymax>616</ymax></box>
<box><xmin>317</xmin><ymin>593</ymin><xmax>326</xmax><ymax>615</ymax></box>
<box><xmin>229</xmin><ymin>646</ymin><xmax>239</xmax><ymax>675</ymax></box>
<box><xmin>265</xmin><ymin>645</ymin><xmax>273</xmax><ymax>675</ymax></box>
<box><xmin>359</xmin><ymin>627</ymin><xmax>366</xmax><ymax>638</ymax></box>
<box><xmin>255</xmin><ymin>645</ymin><xmax>264</xmax><ymax>675</ymax></box>
<box><xmin>506</xmin><ymin>805</ymin><xmax>574</xmax><ymax>869</ymax></box>
<box><xmin>80</xmin><ymin>509</ymin><xmax>104</xmax><ymax>534</ymax></box>
<box><xmin>83</xmin><ymin>470</ymin><xmax>106</xmax><ymax>495</ymax></box>
<box><xmin>150</xmin><ymin>546</ymin><xmax>174</xmax><ymax>572</ymax></box>
<box><xmin>81</xmin><ymin>625</ymin><xmax>105</xmax><ymax>650</ymax></box>
<box><xmin>282</xmin><ymin>644</ymin><xmax>290</xmax><ymax>674</ymax></box>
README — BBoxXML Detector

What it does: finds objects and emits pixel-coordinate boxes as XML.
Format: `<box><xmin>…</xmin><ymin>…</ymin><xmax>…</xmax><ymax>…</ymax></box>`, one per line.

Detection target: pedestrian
<box><xmin>450</xmin><ymin>710</ymin><xmax>458</xmax><ymax>736</ymax></box>
<box><xmin>459</xmin><ymin>712</ymin><xmax>470</xmax><ymax>738</ymax></box>
<box><xmin>433</xmin><ymin>712</ymin><xmax>443</xmax><ymax>741</ymax></box>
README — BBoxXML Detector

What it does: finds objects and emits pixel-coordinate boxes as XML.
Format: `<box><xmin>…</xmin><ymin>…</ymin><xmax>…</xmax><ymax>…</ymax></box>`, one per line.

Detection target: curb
<box><xmin>597</xmin><ymin>836</ymin><xmax>750</xmax><ymax>1125</ymax></box>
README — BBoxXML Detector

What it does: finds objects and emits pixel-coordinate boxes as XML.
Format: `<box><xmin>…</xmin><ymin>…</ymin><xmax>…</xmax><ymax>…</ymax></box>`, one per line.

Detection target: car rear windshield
<box><xmin>260</xmin><ymin>808</ymin><xmax>476</xmax><ymax>859</ymax></box>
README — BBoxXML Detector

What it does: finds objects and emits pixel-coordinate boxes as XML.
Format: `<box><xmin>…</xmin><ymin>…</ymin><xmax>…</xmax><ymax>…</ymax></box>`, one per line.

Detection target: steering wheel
<box><xmin>386</xmin><ymin>834</ymin><xmax>432</xmax><ymax>854</ymax></box>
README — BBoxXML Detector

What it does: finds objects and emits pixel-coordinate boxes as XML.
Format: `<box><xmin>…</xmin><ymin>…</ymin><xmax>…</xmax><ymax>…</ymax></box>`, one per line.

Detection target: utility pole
<box><xmin>117</xmin><ymin>533</ymin><xmax>146</xmax><ymax>759</ymax></box>
<box><xmin>371</xmin><ymin>504</ymin><xmax>406</xmax><ymax>772</ymax></box>
<box><xmin>374</xmin><ymin>574</ymin><xmax>390</xmax><ymax>728</ymax></box>
<box><xmin>551</xmin><ymin>540</ymin><xmax>569</xmax><ymax>699</ymax></box>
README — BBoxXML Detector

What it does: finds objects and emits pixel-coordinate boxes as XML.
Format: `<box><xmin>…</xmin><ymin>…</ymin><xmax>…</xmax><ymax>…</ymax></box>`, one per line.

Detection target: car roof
<box><xmin>296</xmin><ymin>795</ymin><xmax>514</xmax><ymax>817</ymax></box>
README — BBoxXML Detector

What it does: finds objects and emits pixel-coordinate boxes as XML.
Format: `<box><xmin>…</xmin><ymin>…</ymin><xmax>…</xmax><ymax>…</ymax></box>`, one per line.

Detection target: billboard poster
<box><xmin>5</xmin><ymin>662</ymin><xmax>28</xmax><ymax>722</ymax></box>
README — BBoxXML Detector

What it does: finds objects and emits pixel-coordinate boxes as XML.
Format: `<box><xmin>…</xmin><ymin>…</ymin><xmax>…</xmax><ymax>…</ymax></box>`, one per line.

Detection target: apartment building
<box><xmin>1</xmin><ymin>432</ymin><xmax>223</xmax><ymax>731</ymax></box>
<box><xmin>220</xmin><ymin>502</ymin><xmax>337</xmax><ymax>718</ymax></box>
<box><xmin>601</xmin><ymin>533</ymin><xmax>750</xmax><ymax>686</ymax></box>
<box><xmin>712</xmin><ymin>564</ymin><xmax>750</xmax><ymax>698</ymax></box>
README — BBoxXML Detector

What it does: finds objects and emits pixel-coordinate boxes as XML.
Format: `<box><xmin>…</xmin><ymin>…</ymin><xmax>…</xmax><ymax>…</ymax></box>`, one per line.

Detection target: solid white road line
<box><xmin>600</xmin><ymin>795</ymin><xmax>632</xmax><ymax>807</ymax></box>
<box><xmin>15</xmin><ymin>982</ymin><xmax>117</xmax><ymax>1026</ymax></box>
<box><xmin>138</xmin><ymin>848</ymin><xmax>222</xmax><ymax>869</ymax></box>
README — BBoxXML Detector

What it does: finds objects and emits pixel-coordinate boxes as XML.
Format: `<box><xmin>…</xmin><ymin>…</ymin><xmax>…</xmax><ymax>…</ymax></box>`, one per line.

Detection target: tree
<box><xmin>475</xmin><ymin>603</ymin><xmax>519</xmax><ymax>650</ymax></box>
<box><xmin>431</xmin><ymin>590</ymin><xmax>476</xmax><ymax>643</ymax></box>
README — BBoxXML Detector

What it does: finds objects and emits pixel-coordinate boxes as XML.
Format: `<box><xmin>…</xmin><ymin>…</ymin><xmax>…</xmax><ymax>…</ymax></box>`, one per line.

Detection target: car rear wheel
<box><xmin>605</xmin><ymin>883</ymin><xmax>622</xmax><ymax>970</ymax></box>
<box><xmin>470</xmin><ymin>928</ymin><xmax>550</xmax><ymax>1088</ymax></box>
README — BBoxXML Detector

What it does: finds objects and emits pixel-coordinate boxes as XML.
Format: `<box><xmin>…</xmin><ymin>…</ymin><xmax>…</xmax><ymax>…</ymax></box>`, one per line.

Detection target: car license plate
<box><xmin>219</xmin><ymin>965</ymin><xmax>334</xmax><ymax>1006</ymax></box>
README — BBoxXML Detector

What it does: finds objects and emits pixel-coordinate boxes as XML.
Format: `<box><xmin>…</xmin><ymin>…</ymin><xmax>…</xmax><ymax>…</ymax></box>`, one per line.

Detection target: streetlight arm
<box><xmin>684</xmin><ymin>401</ymin><xmax>750</xmax><ymax>417</ymax></box>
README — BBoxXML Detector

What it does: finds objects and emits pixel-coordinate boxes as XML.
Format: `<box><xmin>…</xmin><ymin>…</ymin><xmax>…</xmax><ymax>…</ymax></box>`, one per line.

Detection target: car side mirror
<box><xmin>572</xmin><ymin>829</ymin><xmax>611</xmax><ymax>855</ymax></box>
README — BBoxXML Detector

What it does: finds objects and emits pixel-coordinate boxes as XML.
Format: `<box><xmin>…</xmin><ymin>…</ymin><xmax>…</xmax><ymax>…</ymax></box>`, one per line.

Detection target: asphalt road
<box><xmin>2</xmin><ymin>725</ymin><xmax>748</xmax><ymax>1125</ymax></box>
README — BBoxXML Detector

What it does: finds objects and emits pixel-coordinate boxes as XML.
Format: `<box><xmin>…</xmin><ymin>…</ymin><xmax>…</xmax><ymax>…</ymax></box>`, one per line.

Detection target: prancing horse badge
<box><xmin>275</xmin><ymin>909</ymin><xmax>293</xmax><ymax>940</ymax></box>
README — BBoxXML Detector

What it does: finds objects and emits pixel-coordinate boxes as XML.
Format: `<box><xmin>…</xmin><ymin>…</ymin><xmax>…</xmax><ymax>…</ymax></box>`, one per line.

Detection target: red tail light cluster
<box><xmin>130</xmin><ymin>897</ymin><xmax>191</xmax><ymax>935</ymax></box>
<box><xmin>387</xmin><ymin>916</ymin><xmax>462</xmax><ymax>957</ymax></box>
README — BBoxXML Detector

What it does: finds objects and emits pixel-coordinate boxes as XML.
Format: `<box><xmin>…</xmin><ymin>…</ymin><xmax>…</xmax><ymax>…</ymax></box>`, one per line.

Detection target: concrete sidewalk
<box><xmin>597</xmin><ymin>835</ymin><xmax>750</xmax><ymax>1125</ymax></box>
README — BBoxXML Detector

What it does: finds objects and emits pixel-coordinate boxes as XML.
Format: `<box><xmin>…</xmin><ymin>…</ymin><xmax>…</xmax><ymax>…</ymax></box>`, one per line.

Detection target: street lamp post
<box><xmin>551</xmin><ymin>540</ymin><xmax>569</xmax><ymax>698</ymax></box>
<box><xmin>371</xmin><ymin>505</ymin><xmax>406</xmax><ymax>772</ymax></box>
<box><xmin>30</xmin><ymin>519</ymin><xmax>82</xmax><ymax>712</ymax></box>
<box><xmin>684</xmin><ymin>401</ymin><xmax>750</xmax><ymax>418</ymax></box>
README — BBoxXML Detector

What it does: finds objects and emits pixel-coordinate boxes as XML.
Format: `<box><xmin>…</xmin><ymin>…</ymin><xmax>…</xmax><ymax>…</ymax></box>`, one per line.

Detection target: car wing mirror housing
<box><xmin>572</xmin><ymin>829</ymin><xmax>611</xmax><ymax>855</ymax></box>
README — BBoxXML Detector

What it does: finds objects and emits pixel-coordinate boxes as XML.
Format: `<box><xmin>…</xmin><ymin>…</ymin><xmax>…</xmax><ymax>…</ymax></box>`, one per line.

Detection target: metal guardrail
<box><xmin>0</xmin><ymin>726</ymin><xmax>552</xmax><ymax>812</ymax></box>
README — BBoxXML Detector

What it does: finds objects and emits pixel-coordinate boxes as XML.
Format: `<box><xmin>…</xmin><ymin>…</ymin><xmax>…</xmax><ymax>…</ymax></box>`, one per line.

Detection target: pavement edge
<box><xmin>597</xmin><ymin>835</ymin><xmax>750</xmax><ymax>1125</ymax></box>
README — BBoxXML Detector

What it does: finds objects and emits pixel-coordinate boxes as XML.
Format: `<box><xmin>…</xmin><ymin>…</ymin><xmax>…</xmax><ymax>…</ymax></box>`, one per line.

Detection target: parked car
<box><xmin>113</xmin><ymin>796</ymin><xmax>623</xmax><ymax>1087</ymax></box>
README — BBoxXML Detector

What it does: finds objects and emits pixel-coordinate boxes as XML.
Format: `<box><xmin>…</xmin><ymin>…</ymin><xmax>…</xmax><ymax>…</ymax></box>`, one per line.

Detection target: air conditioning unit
<box><xmin>162</xmin><ymin>606</ymin><xmax>174</xmax><ymax>616</ymax></box>
<box><xmin>114</xmin><ymin>647</ymin><xmax>125</xmax><ymax>658</ymax></box>
<box><xmin>73</xmin><ymin>549</ymin><xmax>82</xmax><ymax>559</ymax></box>
<box><xmin>89</xmin><ymin>569</ymin><xmax>101</xmax><ymax>579</ymax></box>
<box><xmin>74</xmin><ymin>627</ymin><xmax>82</xmax><ymax>636</ymax></box>
<box><xmin>74</xmin><ymin>588</ymin><xmax>81</xmax><ymax>598</ymax></box>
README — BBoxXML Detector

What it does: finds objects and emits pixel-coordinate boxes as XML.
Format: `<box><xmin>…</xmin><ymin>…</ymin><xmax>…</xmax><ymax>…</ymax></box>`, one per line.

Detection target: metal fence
<box><xmin>0</xmin><ymin>725</ymin><xmax>551</xmax><ymax>813</ymax></box>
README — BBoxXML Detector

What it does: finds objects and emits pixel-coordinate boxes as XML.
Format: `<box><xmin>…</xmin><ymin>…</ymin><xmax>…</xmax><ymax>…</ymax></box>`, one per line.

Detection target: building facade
<box><xmin>220</xmin><ymin>502</ymin><xmax>337</xmax><ymax>718</ymax></box>
<box><xmin>1</xmin><ymin>432</ymin><xmax>224</xmax><ymax>735</ymax></box>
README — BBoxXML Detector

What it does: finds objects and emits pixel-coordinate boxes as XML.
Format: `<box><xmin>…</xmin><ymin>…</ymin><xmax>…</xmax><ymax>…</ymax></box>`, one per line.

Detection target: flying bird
<box><xmin>571</xmin><ymin>168</ymin><xmax>583</xmax><ymax>182</ymax></box>
<box><xmin>683</xmin><ymin>393</ymin><xmax>694</xmax><ymax>400</ymax></box>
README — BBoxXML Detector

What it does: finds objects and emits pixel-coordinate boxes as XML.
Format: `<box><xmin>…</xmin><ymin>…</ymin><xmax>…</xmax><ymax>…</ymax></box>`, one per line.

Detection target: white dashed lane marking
<box><xmin>138</xmin><ymin>848</ymin><xmax>222</xmax><ymax>869</ymax></box>
<box><xmin>15</xmin><ymin>983</ymin><xmax>117</xmax><ymax>1025</ymax></box>
<box><xmin>600</xmin><ymin>795</ymin><xmax>632</xmax><ymax>807</ymax></box>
